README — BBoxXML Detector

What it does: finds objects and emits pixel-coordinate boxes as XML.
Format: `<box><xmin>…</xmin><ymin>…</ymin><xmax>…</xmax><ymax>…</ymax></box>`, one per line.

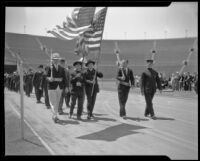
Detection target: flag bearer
<box><xmin>69</xmin><ymin>60</ymin><xmax>85</xmax><ymax>120</ymax></box>
<box><xmin>84</xmin><ymin>60</ymin><xmax>103</xmax><ymax>120</ymax></box>
<box><xmin>46</xmin><ymin>53</ymin><xmax>68</xmax><ymax>123</ymax></box>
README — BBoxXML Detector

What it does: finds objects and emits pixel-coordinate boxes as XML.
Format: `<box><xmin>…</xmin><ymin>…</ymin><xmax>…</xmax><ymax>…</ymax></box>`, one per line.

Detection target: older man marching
<box><xmin>46</xmin><ymin>53</ymin><xmax>68</xmax><ymax>123</ymax></box>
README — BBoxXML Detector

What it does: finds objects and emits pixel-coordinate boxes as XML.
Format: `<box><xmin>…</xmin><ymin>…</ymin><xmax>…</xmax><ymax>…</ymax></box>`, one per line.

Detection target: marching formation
<box><xmin>4</xmin><ymin>51</ymin><xmax>198</xmax><ymax>123</ymax></box>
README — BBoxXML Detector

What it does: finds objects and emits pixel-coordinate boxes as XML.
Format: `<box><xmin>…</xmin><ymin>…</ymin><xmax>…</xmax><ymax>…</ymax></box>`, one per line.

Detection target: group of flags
<box><xmin>47</xmin><ymin>7</ymin><xmax>107</xmax><ymax>56</ymax></box>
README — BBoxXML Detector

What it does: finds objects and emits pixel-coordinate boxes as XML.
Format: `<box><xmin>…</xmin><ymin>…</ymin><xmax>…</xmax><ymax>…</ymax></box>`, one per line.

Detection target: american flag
<box><xmin>83</xmin><ymin>7</ymin><xmax>107</xmax><ymax>53</ymax></box>
<box><xmin>47</xmin><ymin>7</ymin><xmax>95</xmax><ymax>40</ymax></box>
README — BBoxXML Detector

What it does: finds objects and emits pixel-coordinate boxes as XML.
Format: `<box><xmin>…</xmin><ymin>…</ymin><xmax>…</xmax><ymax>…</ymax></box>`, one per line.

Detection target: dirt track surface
<box><xmin>4</xmin><ymin>89</ymin><xmax>198</xmax><ymax>159</ymax></box>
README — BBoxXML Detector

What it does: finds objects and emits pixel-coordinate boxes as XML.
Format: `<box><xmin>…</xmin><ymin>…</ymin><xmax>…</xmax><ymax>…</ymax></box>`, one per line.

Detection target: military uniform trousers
<box><xmin>25</xmin><ymin>82</ymin><xmax>32</xmax><ymax>97</ymax></box>
<box><xmin>58</xmin><ymin>88</ymin><xmax>68</xmax><ymax>112</ymax></box>
<box><xmin>70</xmin><ymin>90</ymin><xmax>84</xmax><ymax>117</ymax></box>
<box><xmin>144</xmin><ymin>91</ymin><xmax>155</xmax><ymax>117</ymax></box>
<box><xmin>118</xmin><ymin>84</ymin><xmax>130</xmax><ymax>117</ymax></box>
<box><xmin>34</xmin><ymin>87</ymin><xmax>43</xmax><ymax>102</ymax></box>
<box><xmin>85</xmin><ymin>86</ymin><xmax>97</xmax><ymax>117</ymax></box>
<box><xmin>65</xmin><ymin>92</ymin><xmax>71</xmax><ymax>107</ymax></box>
<box><xmin>44</xmin><ymin>84</ymin><xmax>50</xmax><ymax>107</ymax></box>
<box><xmin>48</xmin><ymin>85</ymin><xmax>62</xmax><ymax>118</ymax></box>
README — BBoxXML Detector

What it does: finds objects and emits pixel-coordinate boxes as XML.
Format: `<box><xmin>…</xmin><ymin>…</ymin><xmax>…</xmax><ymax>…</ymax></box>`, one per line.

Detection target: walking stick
<box><xmin>50</xmin><ymin>49</ymin><xmax>53</xmax><ymax>79</ymax></box>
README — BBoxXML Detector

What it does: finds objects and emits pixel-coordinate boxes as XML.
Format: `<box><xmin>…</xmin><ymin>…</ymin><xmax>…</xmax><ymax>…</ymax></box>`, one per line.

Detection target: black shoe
<box><xmin>77</xmin><ymin>116</ymin><xmax>82</xmax><ymax>120</ymax></box>
<box><xmin>144</xmin><ymin>114</ymin><xmax>150</xmax><ymax>117</ymax></box>
<box><xmin>52</xmin><ymin>117</ymin><xmax>59</xmax><ymax>123</ymax></box>
<box><xmin>59</xmin><ymin>111</ymin><xmax>64</xmax><ymax>115</ymax></box>
<box><xmin>87</xmin><ymin>116</ymin><xmax>91</xmax><ymax>120</ymax></box>
<box><xmin>46</xmin><ymin>106</ymin><xmax>51</xmax><ymax>109</ymax></box>
<box><xmin>151</xmin><ymin>116</ymin><xmax>157</xmax><ymax>120</ymax></box>
<box><xmin>37</xmin><ymin>100</ymin><xmax>42</xmax><ymax>103</ymax></box>
<box><xmin>90</xmin><ymin>114</ymin><xmax>95</xmax><ymax>118</ymax></box>
<box><xmin>69</xmin><ymin>115</ymin><xmax>72</xmax><ymax>119</ymax></box>
<box><xmin>122</xmin><ymin>116</ymin><xmax>126</xmax><ymax>120</ymax></box>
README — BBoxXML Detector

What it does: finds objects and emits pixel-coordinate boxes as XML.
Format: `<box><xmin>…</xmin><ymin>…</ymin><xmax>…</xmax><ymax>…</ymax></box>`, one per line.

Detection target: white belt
<box><xmin>53</xmin><ymin>78</ymin><xmax>63</xmax><ymax>82</ymax></box>
<box><xmin>119</xmin><ymin>81</ymin><xmax>130</xmax><ymax>87</ymax></box>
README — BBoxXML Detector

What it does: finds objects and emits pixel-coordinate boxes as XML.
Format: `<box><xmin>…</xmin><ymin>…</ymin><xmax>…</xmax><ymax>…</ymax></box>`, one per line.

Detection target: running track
<box><xmin>4</xmin><ymin>89</ymin><xmax>198</xmax><ymax>159</ymax></box>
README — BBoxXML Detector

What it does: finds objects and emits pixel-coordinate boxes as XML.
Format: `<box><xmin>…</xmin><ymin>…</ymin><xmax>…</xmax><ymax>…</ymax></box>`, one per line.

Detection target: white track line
<box><xmin>7</xmin><ymin>100</ymin><xmax>56</xmax><ymax>155</ymax></box>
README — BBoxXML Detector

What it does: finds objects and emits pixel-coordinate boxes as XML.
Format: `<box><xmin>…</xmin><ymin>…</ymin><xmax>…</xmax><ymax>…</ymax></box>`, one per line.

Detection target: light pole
<box><xmin>24</xmin><ymin>25</ymin><xmax>26</xmax><ymax>34</ymax></box>
<box><xmin>185</xmin><ymin>29</ymin><xmax>188</xmax><ymax>38</ymax></box>
<box><xmin>164</xmin><ymin>30</ymin><xmax>167</xmax><ymax>39</ymax></box>
<box><xmin>144</xmin><ymin>32</ymin><xmax>146</xmax><ymax>39</ymax></box>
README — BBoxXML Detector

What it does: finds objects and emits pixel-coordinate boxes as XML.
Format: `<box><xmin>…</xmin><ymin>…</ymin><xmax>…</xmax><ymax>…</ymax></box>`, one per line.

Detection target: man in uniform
<box><xmin>58</xmin><ymin>58</ymin><xmax>70</xmax><ymax>114</ymax></box>
<box><xmin>24</xmin><ymin>68</ymin><xmax>34</xmax><ymax>97</ymax></box>
<box><xmin>116</xmin><ymin>59</ymin><xmax>134</xmax><ymax>119</ymax></box>
<box><xmin>42</xmin><ymin>66</ymin><xmax>51</xmax><ymax>109</ymax></box>
<box><xmin>69</xmin><ymin>60</ymin><xmax>85</xmax><ymax>120</ymax></box>
<box><xmin>46</xmin><ymin>53</ymin><xmax>68</xmax><ymax>123</ymax></box>
<box><xmin>140</xmin><ymin>59</ymin><xmax>162</xmax><ymax>120</ymax></box>
<box><xmin>84</xmin><ymin>60</ymin><xmax>103</xmax><ymax>120</ymax></box>
<box><xmin>32</xmin><ymin>65</ymin><xmax>44</xmax><ymax>103</ymax></box>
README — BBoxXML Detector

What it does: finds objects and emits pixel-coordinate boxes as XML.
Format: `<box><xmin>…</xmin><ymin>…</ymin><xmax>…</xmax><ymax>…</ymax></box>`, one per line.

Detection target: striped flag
<box><xmin>83</xmin><ymin>7</ymin><xmax>107</xmax><ymax>53</ymax></box>
<box><xmin>47</xmin><ymin>29</ymin><xmax>73</xmax><ymax>40</ymax></box>
<box><xmin>76</xmin><ymin>7</ymin><xmax>96</xmax><ymax>27</ymax></box>
<box><xmin>47</xmin><ymin>7</ymin><xmax>95</xmax><ymax>40</ymax></box>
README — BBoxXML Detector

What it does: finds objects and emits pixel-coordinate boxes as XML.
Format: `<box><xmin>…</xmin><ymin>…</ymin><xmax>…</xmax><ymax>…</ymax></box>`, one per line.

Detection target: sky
<box><xmin>5</xmin><ymin>2</ymin><xmax>198</xmax><ymax>40</ymax></box>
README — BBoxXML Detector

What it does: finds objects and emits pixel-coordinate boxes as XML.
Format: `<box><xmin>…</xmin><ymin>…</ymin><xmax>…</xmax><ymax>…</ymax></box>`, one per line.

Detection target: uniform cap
<box><xmin>73</xmin><ymin>60</ymin><xmax>83</xmax><ymax>66</ymax></box>
<box><xmin>85</xmin><ymin>60</ymin><xmax>95</xmax><ymax>66</ymax></box>
<box><xmin>52</xmin><ymin>53</ymin><xmax>61</xmax><ymax>60</ymax></box>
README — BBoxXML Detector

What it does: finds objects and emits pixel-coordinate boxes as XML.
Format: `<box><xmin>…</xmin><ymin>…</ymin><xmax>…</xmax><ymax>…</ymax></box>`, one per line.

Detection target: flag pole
<box><xmin>91</xmin><ymin>7</ymin><xmax>108</xmax><ymax>96</ymax></box>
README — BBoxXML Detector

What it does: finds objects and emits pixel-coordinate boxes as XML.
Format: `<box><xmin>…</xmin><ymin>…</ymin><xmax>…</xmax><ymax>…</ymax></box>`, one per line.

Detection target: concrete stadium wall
<box><xmin>5</xmin><ymin>32</ymin><xmax>198</xmax><ymax>77</ymax></box>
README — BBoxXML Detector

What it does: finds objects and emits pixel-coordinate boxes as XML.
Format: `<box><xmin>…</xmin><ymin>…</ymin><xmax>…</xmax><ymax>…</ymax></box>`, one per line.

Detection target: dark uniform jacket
<box><xmin>84</xmin><ymin>69</ymin><xmax>103</xmax><ymax>93</ymax></box>
<box><xmin>41</xmin><ymin>72</ymin><xmax>48</xmax><ymax>91</ymax></box>
<box><xmin>24</xmin><ymin>73</ymin><xmax>33</xmax><ymax>85</ymax></box>
<box><xmin>117</xmin><ymin>68</ymin><xmax>134</xmax><ymax>87</ymax></box>
<box><xmin>46</xmin><ymin>65</ymin><xmax>68</xmax><ymax>90</ymax></box>
<box><xmin>140</xmin><ymin>68</ymin><xmax>162</xmax><ymax>94</ymax></box>
<box><xmin>70</xmin><ymin>69</ymin><xmax>85</xmax><ymax>94</ymax></box>
<box><xmin>33</xmin><ymin>71</ymin><xmax>43</xmax><ymax>89</ymax></box>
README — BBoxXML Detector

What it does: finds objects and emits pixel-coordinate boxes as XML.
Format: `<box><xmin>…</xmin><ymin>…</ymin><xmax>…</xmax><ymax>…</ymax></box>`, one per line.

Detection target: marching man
<box><xmin>47</xmin><ymin>53</ymin><xmax>68</xmax><ymax>123</ymax></box>
<box><xmin>140</xmin><ymin>59</ymin><xmax>162</xmax><ymax>119</ymax></box>
<box><xmin>69</xmin><ymin>60</ymin><xmax>85</xmax><ymax>120</ymax></box>
<box><xmin>84</xmin><ymin>60</ymin><xmax>103</xmax><ymax>120</ymax></box>
<box><xmin>116</xmin><ymin>59</ymin><xmax>135</xmax><ymax>119</ymax></box>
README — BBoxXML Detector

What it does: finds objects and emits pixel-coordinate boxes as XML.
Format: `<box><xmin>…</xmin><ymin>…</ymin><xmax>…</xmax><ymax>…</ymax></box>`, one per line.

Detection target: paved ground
<box><xmin>4</xmin><ymin>92</ymin><xmax>50</xmax><ymax>155</ymax></box>
<box><xmin>4</xmin><ymin>85</ymin><xmax>198</xmax><ymax>159</ymax></box>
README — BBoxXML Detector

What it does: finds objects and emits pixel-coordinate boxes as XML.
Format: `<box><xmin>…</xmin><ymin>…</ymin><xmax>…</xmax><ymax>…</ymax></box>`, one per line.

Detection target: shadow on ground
<box><xmin>57</xmin><ymin>119</ymin><xmax>80</xmax><ymax>125</ymax></box>
<box><xmin>77</xmin><ymin>123</ymin><xmax>147</xmax><ymax>142</ymax></box>
<box><xmin>125</xmin><ymin>116</ymin><xmax>149</xmax><ymax>122</ymax></box>
<box><xmin>80</xmin><ymin>116</ymin><xmax>117</xmax><ymax>123</ymax></box>
<box><xmin>155</xmin><ymin>116</ymin><xmax>175</xmax><ymax>121</ymax></box>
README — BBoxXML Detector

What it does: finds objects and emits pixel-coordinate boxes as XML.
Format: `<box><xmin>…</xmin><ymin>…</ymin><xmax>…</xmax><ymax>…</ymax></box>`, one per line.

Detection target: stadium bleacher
<box><xmin>5</xmin><ymin>32</ymin><xmax>197</xmax><ymax>78</ymax></box>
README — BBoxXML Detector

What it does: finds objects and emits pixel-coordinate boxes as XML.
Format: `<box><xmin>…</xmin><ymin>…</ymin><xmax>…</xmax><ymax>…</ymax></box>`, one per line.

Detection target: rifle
<box><xmin>114</xmin><ymin>41</ymin><xmax>125</xmax><ymax>81</ymax></box>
